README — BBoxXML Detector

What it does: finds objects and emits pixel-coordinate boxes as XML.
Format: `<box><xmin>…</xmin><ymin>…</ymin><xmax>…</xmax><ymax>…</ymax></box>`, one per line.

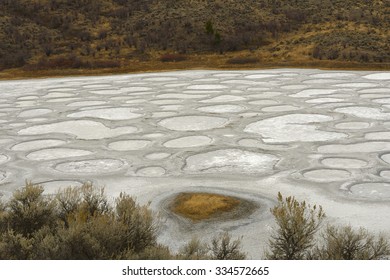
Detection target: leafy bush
<box><xmin>178</xmin><ymin>237</ymin><xmax>209</xmax><ymax>260</ymax></box>
<box><xmin>313</xmin><ymin>225</ymin><xmax>390</xmax><ymax>260</ymax></box>
<box><xmin>0</xmin><ymin>183</ymin><xmax>161</xmax><ymax>259</ymax></box>
<box><xmin>178</xmin><ymin>233</ymin><xmax>246</xmax><ymax>260</ymax></box>
<box><xmin>266</xmin><ymin>192</ymin><xmax>325</xmax><ymax>260</ymax></box>
<box><xmin>210</xmin><ymin>232</ymin><xmax>246</xmax><ymax>260</ymax></box>
<box><xmin>266</xmin><ymin>193</ymin><xmax>390</xmax><ymax>260</ymax></box>
<box><xmin>5</xmin><ymin>182</ymin><xmax>56</xmax><ymax>236</ymax></box>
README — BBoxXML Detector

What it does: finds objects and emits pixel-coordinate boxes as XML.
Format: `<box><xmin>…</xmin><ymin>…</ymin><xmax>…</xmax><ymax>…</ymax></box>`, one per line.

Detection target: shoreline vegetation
<box><xmin>1</xmin><ymin>54</ymin><xmax>389</xmax><ymax>81</ymax></box>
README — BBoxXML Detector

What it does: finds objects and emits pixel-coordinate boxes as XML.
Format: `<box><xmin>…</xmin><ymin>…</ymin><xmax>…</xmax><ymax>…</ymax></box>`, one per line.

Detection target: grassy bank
<box><xmin>1</xmin><ymin>51</ymin><xmax>389</xmax><ymax>81</ymax></box>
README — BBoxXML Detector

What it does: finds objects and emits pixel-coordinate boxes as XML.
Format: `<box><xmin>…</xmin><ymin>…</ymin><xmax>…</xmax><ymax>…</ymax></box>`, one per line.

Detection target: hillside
<box><xmin>0</xmin><ymin>0</ymin><xmax>389</xmax><ymax>75</ymax></box>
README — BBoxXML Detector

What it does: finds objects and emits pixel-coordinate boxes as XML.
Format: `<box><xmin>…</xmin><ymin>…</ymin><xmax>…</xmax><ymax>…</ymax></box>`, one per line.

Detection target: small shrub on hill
<box><xmin>266</xmin><ymin>192</ymin><xmax>325</xmax><ymax>260</ymax></box>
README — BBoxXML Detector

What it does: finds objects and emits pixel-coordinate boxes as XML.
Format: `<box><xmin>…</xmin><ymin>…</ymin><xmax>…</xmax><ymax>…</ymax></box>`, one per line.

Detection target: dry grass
<box><xmin>2</xmin><ymin>51</ymin><xmax>389</xmax><ymax>81</ymax></box>
<box><xmin>171</xmin><ymin>192</ymin><xmax>241</xmax><ymax>221</ymax></box>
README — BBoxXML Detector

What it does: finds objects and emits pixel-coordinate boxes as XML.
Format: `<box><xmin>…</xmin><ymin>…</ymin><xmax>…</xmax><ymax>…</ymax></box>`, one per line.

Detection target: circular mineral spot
<box><xmin>245</xmin><ymin>74</ymin><xmax>277</xmax><ymax>79</ymax></box>
<box><xmin>222</xmin><ymin>79</ymin><xmax>258</xmax><ymax>85</ymax></box>
<box><xmin>197</xmin><ymin>104</ymin><xmax>245</xmax><ymax>113</ymax></box>
<box><xmin>163</xmin><ymin>136</ymin><xmax>212</xmax><ymax>148</ymax></box>
<box><xmin>213</xmin><ymin>73</ymin><xmax>241</xmax><ymax>77</ymax></box>
<box><xmin>372</xmin><ymin>98</ymin><xmax>390</xmax><ymax>104</ymax></box>
<box><xmin>143</xmin><ymin>77</ymin><xmax>178</xmax><ymax>82</ymax></box>
<box><xmin>261</xmin><ymin>105</ymin><xmax>300</xmax><ymax>112</ymax></box>
<box><xmin>306</xmin><ymin>98</ymin><xmax>345</xmax><ymax>104</ymax></box>
<box><xmin>334</xmin><ymin>107</ymin><xmax>390</xmax><ymax>120</ymax></box>
<box><xmin>67</xmin><ymin>108</ymin><xmax>141</xmax><ymax>120</ymax></box>
<box><xmin>200</xmin><ymin>95</ymin><xmax>245</xmax><ymax>103</ymax></box>
<box><xmin>184</xmin><ymin>149</ymin><xmax>279</xmax><ymax>173</ymax></box>
<box><xmin>25</xmin><ymin>118</ymin><xmax>49</xmax><ymax>123</ymax></box>
<box><xmin>244</xmin><ymin>114</ymin><xmax>346</xmax><ymax>143</ymax></box>
<box><xmin>248</xmin><ymin>92</ymin><xmax>282</xmax><ymax>98</ymax></box>
<box><xmin>156</xmin><ymin>93</ymin><xmax>206</xmax><ymax>99</ymax></box>
<box><xmin>334</xmin><ymin>122</ymin><xmax>371</xmax><ymax>130</ymax></box>
<box><xmin>47</xmin><ymin>97</ymin><xmax>79</xmax><ymax>103</ymax></box>
<box><xmin>18</xmin><ymin>120</ymin><xmax>137</xmax><ymax>140</ymax></box>
<box><xmin>321</xmin><ymin>158</ymin><xmax>367</xmax><ymax>169</ymax></box>
<box><xmin>0</xmin><ymin>154</ymin><xmax>9</xmax><ymax>165</ymax></box>
<box><xmin>359</xmin><ymin>88</ymin><xmax>389</xmax><ymax>94</ymax></box>
<box><xmin>303</xmin><ymin>79</ymin><xmax>345</xmax><ymax>84</ymax></box>
<box><xmin>365</xmin><ymin>131</ymin><xmax>390</xmax><ymax>140</ymax></box>
<box><xmin>310</xmin><ymin>72</ymin><xmax>355</xmax><ymax>78</ymax></box>
<box><xmin>237</xmin><ymin>139</ymin><xmax>291</xmax><ymax>150</ymax></box>
<box><xmin>303</xmin><ymin>169</ymin><xmax>351</xmax><ymax>181</ymax></box>
<box><xmin>55</xmin><ymin>159</ymin><xmax>125</xmax><ymax>174</ymax></box>
<box><xmin>67</xmin><ymin>100</ymin><xmax>107</xmax><ymax>107</ymax></box>
<box><xmin>379</xmin><ymin>170</ymin><xmax>390</xmax><ymax>179</ymax></box>
<box><xmin>89</xmin><ymin>89</ymin><xmax>121</xmax><ymax>95</ymax></box>
<box><xmin>380</xmin><ymin>154</ymin><xmax>390</xmax><ymax>164</ymax></box>
<box><xmin>349</xmin><ymin>182</ymin><xmax>390</xmax><ymax>200</ymax></box>
<box><xmin>143</xmin><ymin>133</ymin><xmax>166</xmax><ymax>138</ymax></box>
<box><xmin>17</xmin><ymin>95</ymin><xmax>39</xmax><ymax>101</ymax></box>
<box><xmin>248</xmin><ymin>99</ymin><xmax>278</xmax><ymax>105</ymax></box>
<box><xmin>145</xmin><ymin>152</ymin><xmax>171</xmax><ymax>160</ymax></box>
<box><xmin>18</xmin><ymin>108</ymin><xmax>52</xmax><ymax>118</ymax></box>
<box><xmin>170</xmin><ymin>192</ymin><xmax>242</xmax><ymax>221</ymax></box>
<box><xmin>82</xmin><ymin>83</ymin><xmax>112</xmax><ymax>89</ymax></box>
<box><xmin>164</xmin><ymin>83</ymin><xmax>189</xmax><ymax>88</ymax></box>
<box><xmin>108</xmin><ymin>140</ymin><xmax>151</xmax><ymax>151</ymax></box>
<box><xmin>11</xmin><ymin>139</ymin><xmax>66</xmax><ymax>151</ymax></box>
<box><xmin>136</xmin><ymin>166</ymin><xmax>166</xmax><ymax>177</ymax></box>
<box><xmin>319</xmin><ymin>142</ymin><xmax>390</xmax><ymax>153</ymax></box>
<box><xmin>26</xmin><ymin>148</ymin><xmax>93</xmax><ymax>161</ymax></box>
<box><xmin>290</xmin><ymin>89</ymin><xmax>337</xmax><ymax>98</ymax></box>
<box><xmin>332</xmin><ymin>83</ymin><xmax>377</xmax><ymax>88</ymax></box>
<box><xmin>151</xmin><ymin>99</ymin><xmax>182</xmax><ymax>105</ymax></box>
<box><xmin>47</xmin><ymin>87</ymin><xmax>75</xmax><ymax>92</ymax></box>
<box><xmin>158</xmin><ymin>116</ymin><xmax>228</xmax><ymax>131</ymax></box>
<box><xmin>125</xmin><ymin>99</ymin><xmax>147</xmax><ymax>104</ymax></box>
<box><xmin>159</xmin><ymin>105</ymin><xmax>183</xmax><ymax>111</ymax></box>
<box><xmin>187</xmin><ymin>84</ymin><xmax>228</xmax><ymax>90</ymax></box>
<box><xmin>281</xmin><ymin>84</ymin><xmax>307</xmax><ymax>90</ymax></box>
<box><xmin>364</xmin><ymin>73</ymin><xmax>390</xmax><ymax>80</ymax></box>
<box><xmin>44</xmin><ymin>92</ymin><xmax>75</xmax><ymax>98</ymax></box>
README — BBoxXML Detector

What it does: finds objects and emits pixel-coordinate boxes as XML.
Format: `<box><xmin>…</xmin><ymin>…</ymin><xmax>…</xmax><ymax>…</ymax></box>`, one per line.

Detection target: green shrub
<box><xmin>0</xmin><ymin>183</ymin><xmax>163</xmax><ymax>260</ymax></box>
<box><xmin>313</xmin><ymin>225</ymin><xmax>390</xmax><ymax>260</ymax></box>
<box><xmin>6</xmin><ymin>182</ymin><xmax>56</xmax><ymax>236</ymax></box>
<box><xmin>178</xmin><ymin>237</ymin><xmax>209</xmax><ymax>260</ymax></box>
<box><xmin>0</xmin><ymin>230</ymin><xmax>33</xmax><ymax>259</ymax></box>
<box><xmin>115</xmin><ymin>193</ymin><xmax>156</xmax><ymax>253</ymax></box>
<box><xmin>266</xmin><ymin>192</ymin><xmax>325</xmax><ymax>260</ymax></box>
<box><xmin>210</xmin><ymin>232</ymin><xmax>246</xmax><ymax>260</ymax></box>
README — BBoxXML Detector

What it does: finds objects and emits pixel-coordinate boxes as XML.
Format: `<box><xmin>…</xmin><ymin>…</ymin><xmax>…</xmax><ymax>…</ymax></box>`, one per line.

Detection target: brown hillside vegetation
<box><xmin>0</xmin><ymin>0</ymin><xmax>389</xmax><ymax>76</ymax></box>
